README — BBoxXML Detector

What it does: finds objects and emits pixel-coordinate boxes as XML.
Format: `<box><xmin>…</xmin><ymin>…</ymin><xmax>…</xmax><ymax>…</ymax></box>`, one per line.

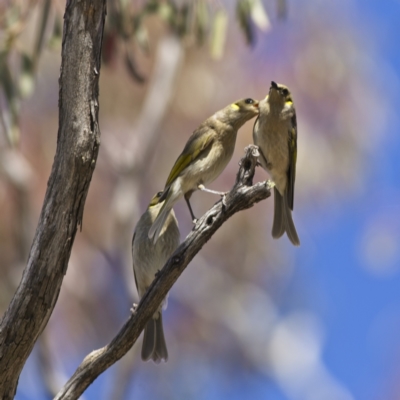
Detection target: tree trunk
<box><xmin>0</xmin><ymin>0</ymin><xmax>106</xmax><ymax>397</ymax></box>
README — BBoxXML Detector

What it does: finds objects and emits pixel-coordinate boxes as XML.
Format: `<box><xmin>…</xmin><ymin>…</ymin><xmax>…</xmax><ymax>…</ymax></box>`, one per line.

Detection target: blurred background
<box><xmin>0</xmin><ymin>0</ymin><xmax>399</xmax><ymax>399</ymax></box>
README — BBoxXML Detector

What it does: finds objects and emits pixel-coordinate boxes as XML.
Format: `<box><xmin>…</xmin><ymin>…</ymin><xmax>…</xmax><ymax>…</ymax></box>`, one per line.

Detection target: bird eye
<box><xmin>156</xmin><ymin>191</ymin><xmax>163</xmax><ymax>197</ymax></box>
<box><xmin>281</xmin><ymin>89</ymin><xmax>289</xmax><ymax>97</ymax></box>
<box><xmin>245</xmin><ymin>98</ymin><xmax>254</xmax><ymax>104</ymax></box>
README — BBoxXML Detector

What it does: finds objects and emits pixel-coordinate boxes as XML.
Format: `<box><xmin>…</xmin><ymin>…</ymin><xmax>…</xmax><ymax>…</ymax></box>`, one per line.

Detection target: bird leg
<box><xmin>130</xmin><ymin>303</ymin><xmax>138</xmax><ymax>314</ymax></box>
<box><xmin>184</xmin><ymin>194</ymin><xmax>198</xmax><ymax>223</ymax></box>
<box><xmin>198</xmin><ymin>184</ymin><xmax>227</xmax><ymax>208</ymax></box>
<box><xmin>197</xmin><ymin>184</ymin><xmax>226</xmax><ymax>196</ymax></box>
<box><xmin>266</xmin><ymin>180</ymin><xmax>275</xmax><ymax>190</ymax></box>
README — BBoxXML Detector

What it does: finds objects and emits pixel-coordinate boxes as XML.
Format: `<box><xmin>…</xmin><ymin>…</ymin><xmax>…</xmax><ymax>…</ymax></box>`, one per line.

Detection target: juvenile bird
<box><xmin>149</xmin><ymin>98</ymin><xmax>259</xmax><ymax>243</ymax></box>
<box><xmin>132</xmin><ymin>192</ymin><xmax>180</xmax><ymax>363</ymax></box>
<box><xmin>253</xmin><ymin>81</ymin><xmax>300</xmax><ymax>246</ymax></box>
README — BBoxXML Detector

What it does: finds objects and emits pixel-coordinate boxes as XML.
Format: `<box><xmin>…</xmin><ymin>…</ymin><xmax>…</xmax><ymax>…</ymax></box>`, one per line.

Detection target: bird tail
<box><xmin>141</xmin><ymin>313</ymin><xmax>168</xmax><ymax>363</ymax></box>
<box><xmin>148</xmin><ymin>187</ymin><xmax>176</xmax><ymax>243</ymax></box>
<box><xmin>272</xmin><ymin>187</ymin><xmax>285</xmax><ymax>239</ymax></box>
<box><xmin>272</xmin><ymin>187</ymin><xmax>300</xmax><ymax>246</ymax></box>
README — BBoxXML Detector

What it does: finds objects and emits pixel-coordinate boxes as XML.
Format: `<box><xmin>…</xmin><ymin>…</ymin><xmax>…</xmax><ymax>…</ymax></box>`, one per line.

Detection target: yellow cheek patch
<box><xmin>230</xmin><ymin>103</ymin><xmax>240</xmax><ymax>110</ymax></box>
<box><xmin>285</xmin><ymin>100</ymin><xmax>293</xmax><ymax>105</ymax></box>
<box><xmin>149</xmin><ymin>197</ymin><xmax>161</xmax><ymax>207</ymax></box>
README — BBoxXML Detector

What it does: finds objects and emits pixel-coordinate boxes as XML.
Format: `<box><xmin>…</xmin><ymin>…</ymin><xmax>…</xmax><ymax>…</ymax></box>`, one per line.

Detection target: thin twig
<box><xmin>54</xmin><ymin>145</ymin><xmax>271</xmax><ymax>400</ymax></box>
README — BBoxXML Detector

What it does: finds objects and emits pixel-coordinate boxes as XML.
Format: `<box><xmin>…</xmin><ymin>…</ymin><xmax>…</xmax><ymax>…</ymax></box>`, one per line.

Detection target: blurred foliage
<box><xmin>0</xmin><ymin>0</ymin><xmax>284</xmax><ymax>146</ymax></box>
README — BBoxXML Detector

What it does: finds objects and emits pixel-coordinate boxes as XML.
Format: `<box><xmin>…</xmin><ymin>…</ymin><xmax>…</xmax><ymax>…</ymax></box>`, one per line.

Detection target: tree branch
<box><xmin>0</xmin><ymin>1</ymin><xmax>106</xmax><ymax>398</ymax></box>
<box><xmin>54</xmin><ymin>145</ymin><xmax>271</xmax><ymax>400</ymax></box>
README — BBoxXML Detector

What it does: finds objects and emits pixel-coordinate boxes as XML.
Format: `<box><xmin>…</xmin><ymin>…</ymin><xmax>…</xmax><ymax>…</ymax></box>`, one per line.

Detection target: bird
<box><xmin>132</xmin><ymin>191</ymin><xmax>180</xmax><ymax>363</ymax></box>
<box><xmin>253</xmin><ymin>81</ymin><xmax>300</xmax><ymax>246</ymax></box>
<box><xmin>148</xmin><ymin>98</ymin><xmax>259</xmax><ymax>243</ymax></box>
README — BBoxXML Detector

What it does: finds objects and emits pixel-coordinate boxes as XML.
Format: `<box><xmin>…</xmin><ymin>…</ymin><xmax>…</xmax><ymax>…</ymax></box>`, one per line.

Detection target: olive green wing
<box><xmin>164</xmin><ymin>124</ymin><xmax>215</xmax><ymax>188</ymax></box>
<box><xmin>252</xmin><ymin>115</ymin><xmax>259</xmax><ymax>142</ymax></box>
<box><xmin>286</xmin><ymin>113</ymin><xmax>297</xmax><ymax>211</ymax></box>
<box><xmin>252</xmin><ymin>116</ymin><xmax>270</xmax><ymax>168</ymax></box>
<box><xmin>131</xmin><ymin>231</ymin><xmax>139</xmax><ymax>291</ymax></box>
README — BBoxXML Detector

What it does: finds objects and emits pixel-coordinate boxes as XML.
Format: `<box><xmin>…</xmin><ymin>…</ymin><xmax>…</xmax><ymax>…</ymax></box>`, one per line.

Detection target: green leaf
<box><xmin>175</xmin><ymin>4</ymin><xmax>190</xmax><ymax>37</ymax></box>
<box><xmin>236</xmin><ymin>0</ymin><xmax>255</xmax><ymax>45</ymax></box>
<box><xmin>0</xmin><ymin>52</ymin><xmax>20</xmax><ymax>146</ymax></box>
<box><xmin>124</xmin><ymin>46</ymin><xmax>146</xmax><ymax>84</ymax></box>
<box><xmin>195</xmin><ymin>0</ymin><xmax>209</xmax><ymax>45</ymax></box>
<box><xmin>210</xmin><ymin>10</ymin><xmax>228</xmax><ymax>60</ymax></box>
<box><xmin>0</xmin><ymin>102</ymin><xmax>19</xmax><ymax>147</ymax></box>
<box><xmin>19</xmin><ymin>53</ymin><xmax>35</xmax><ymax>98</ymax></box>
<box><xmin>135</xmin><ymin>24</ymin><xmax>150</xmax><ymax>54</ymax></box>
<box><xmin>158</xmin><ymin>2</ymin><xmax>174</xmax><ymax>24</ymax></box>
<box><xmin>33</xmin><ymin>0</ymin><xmax>51</xmax><ymax>68</ymax></box>
<box><xmin>144</xmin><ymin>0</ymin><xmax>159</xmax><ymax>14</ymax></box>
<box><xmin>118</xmin><ymin>0</ymin><xmax>130</xmax><ymax>11</ymax></box>
<box><xmin>49</xmin><ymin>15</ymin><xmax>62</xmax><ymax>49</ymax></box>
<box><xmin>250</xmin><ymin>0</ymin><xmax>271</xmax><ymax>32</ymax></box>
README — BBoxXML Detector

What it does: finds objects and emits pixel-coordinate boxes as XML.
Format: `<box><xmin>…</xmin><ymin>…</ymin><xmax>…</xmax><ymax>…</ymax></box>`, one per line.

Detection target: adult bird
<box><xmin>253</xmin><ymin>81</ymin><xmax>300</xmax><ymax>246</ymax></box>
<box><xmin>132</xmin><ymin>192</ymin><xmax>180</xmax><ymax>363</ymax></box>
<box><xmin>149</xmin><ymin>98</ymin><xmax>259</xmax><ymax>243</ymax></box>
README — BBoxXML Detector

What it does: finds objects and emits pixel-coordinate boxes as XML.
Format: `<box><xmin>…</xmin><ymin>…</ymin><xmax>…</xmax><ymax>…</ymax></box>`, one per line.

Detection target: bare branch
<box><xmin>0</xmin><ymin>0</ymin><xmax>107</xmax><ymax>398</ymax></box>
<box><xmin>55</xmin><ymin>145</ymin><xmax>271</xmax><ymax>400</ymax></box>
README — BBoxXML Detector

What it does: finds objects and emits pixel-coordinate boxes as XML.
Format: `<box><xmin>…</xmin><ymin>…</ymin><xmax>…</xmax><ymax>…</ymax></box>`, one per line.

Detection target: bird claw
<box><xmin>221</xmin><ymin>192</ymin><xmax>227</xmax><ymax>208</ymax></box>
<box><xmin>198</xmin><ymin>184</ymin><xmax>225</xmax><ymax>196</ymax></box>
<box><xmin>130</xmin><ymin>303</ymin><xmax>138</xmax><ymax>314</ymax></box>
<box><xmin>192</xmin><ymin>218</ymin><xmax>198</xmax><ymax>224</ymax></box>
<box><xmin>266</xmin><ymin>180</ymin><xmax>275</xmax><ymax>190</ymax></box>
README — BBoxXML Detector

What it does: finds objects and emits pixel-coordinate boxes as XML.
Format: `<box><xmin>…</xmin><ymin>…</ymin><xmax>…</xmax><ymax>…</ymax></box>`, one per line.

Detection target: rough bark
<box><xmin>0</xmin><ymin>0</ymin><xmax>106</xmax><ymax>398</ymax></box>
<box><xmin>55</xmin><ymin>145</ymin><xmax>271</xmax><ymax>400</ymax></box>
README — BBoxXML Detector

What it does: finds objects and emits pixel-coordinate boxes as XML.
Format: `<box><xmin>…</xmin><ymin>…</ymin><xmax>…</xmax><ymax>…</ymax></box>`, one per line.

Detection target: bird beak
<box><xmin>270</xmin><ymin>81</ymin><xmax>278</xmax><ymax>90</ymax></box>
<box><xmin>254</xmin><ymin>101</ymin><xmax>259</xmax><ymax>108</ymax></box>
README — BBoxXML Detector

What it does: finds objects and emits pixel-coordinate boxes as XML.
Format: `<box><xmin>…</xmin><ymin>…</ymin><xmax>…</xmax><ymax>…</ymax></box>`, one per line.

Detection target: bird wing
<box><xmin>131</xmin><ymin>231</ymin><xmax>139</xmax><ymax>291</ymax></box>
<box><xmin>287</xmin><ymin>113</ymin><xmax>297</xmax><ymax>211</ymax></box>
<box><xmin>252</xmin><ymin>115</ymin><xmax>259</xmax><ymax>140</ymax></box>
<box><xmin>164</xmin><ymin>125</ymin><xmax>215</xmax><ymax>188</ymax></box>
<box><xmin>252</xmin><ymin>116</ymin><xmax>269</xmax><ymax>167</ymax></box>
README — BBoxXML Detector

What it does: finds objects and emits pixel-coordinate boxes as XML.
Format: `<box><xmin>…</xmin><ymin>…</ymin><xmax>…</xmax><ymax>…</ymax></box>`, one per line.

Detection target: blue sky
<box><xmin>299</xmin><ymin>1</ymin><xmax>400</xmax><ymax>398</ymax></box>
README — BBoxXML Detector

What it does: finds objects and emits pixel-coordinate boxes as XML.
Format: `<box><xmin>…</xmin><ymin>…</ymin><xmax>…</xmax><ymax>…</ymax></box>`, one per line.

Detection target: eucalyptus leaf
<box><xmin>236</xmin><ymin>0</ymin><xmax>255</xmax><ymax>45</ymax></box>
<box><xmin>125</xmin><ymin>47</ymin><xmax>146</xmax><ymax>84</ymax></box>
<box><xmin>195</xmin><ymin>0</ymin><xmax>209</xmax><ymax>45</ymax></box>
<box><xmin>135</xmin><ymin>24</ymin><xmax>150</xmax><ymax>54</ymax></box>
<box><xmin>33</xmin><ymin>0</ymin><xmax>51</xmax><ymax>69</ymax></box>
<box><xmin>250</xmin><ymin>0</ymin><xmax>270</xmax><ymax>32</ymax></box>
<box><xmin>0</xmin><ymin>52</ymin><xmax>19</xmax><ymax>116</ymax></box>
<box><xmin>210</xmin><ymin>10</ymin><xmax>228</xmax><ymax>60</ymax></box>
<box><xmin>49</xmin><ymin>15</ymin><xmax>62</xmax><ymax>49</ymax></box>
<box><xmin>175</xmin><ymin>4</ymin><xmax>190</xmax><ymax>37</ymax></box>
<box><xmin>144</xmin><ymin>0</ymin><xmax>159</xmax><ymax>14</ymax></box>
<box><xmin>158</xmin><ymin>2</ymin><xmax>174</xmax><ymax>24</ymax></box>
<box><xmin>19</xmin><ymin>53</ymin><xmax>35</xmax><ymax>98</ymax></box>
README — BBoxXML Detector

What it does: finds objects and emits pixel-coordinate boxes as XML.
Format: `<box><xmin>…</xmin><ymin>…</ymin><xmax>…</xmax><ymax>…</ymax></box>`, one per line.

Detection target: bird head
<box><xmin>268</xmin><ymin>81</ymin><xmax>293</xmax><ymax>107</ymax></box>
<box><xmin>148</xmin><ymin>191</ymin><xmax>164</xmax><ymax>208</ymax></box>
<box><xmin>226</xmin><ymin>98</ymin><xmax>259</xmax><ymax>126</ymax></box>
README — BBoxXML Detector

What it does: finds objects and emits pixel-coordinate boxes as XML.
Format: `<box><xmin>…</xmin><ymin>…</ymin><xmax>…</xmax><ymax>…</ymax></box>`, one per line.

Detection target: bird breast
<box><xmin>133</xmin><ymin>210</ymin><xmax>179</xmax><ymax>297</ymax></box>
<box><xmin>180</xmin><ymin>132</ymin><xmax>237</xmax><ymax>193</ymax></box>
<box><xmin>255</xmin><ymin>113</ymin><xmax>290</xmax><ymax>193</ymax></box>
